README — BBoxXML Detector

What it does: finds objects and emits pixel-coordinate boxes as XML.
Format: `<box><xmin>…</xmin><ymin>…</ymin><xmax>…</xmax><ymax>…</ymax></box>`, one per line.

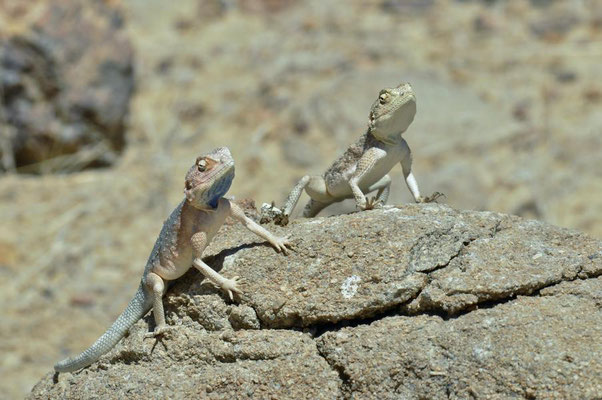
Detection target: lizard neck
<box><xmin>368</xmin><ymin>99</ymin><xmax>415</xmax><ymax>145</ymax></box>
<box><xmin>368</xmin><ymin>128</ymin><xmax>403</xmax><ymax>145</ymax></box>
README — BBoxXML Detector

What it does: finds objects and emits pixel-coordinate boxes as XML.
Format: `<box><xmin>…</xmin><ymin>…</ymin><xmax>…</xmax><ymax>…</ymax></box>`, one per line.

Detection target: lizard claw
<box><xmin>358</xmin><ymin>196</ymin><xmax>381</xmax><ymax>211</ymax></box>
<box><xmin>364</xmin><ymin>196</ymin><xmax>383</xmax><ymax>210</ymax></box>
<box><xmin>418</xmin><ymin>192</ymin><xmax>445</xmax><ymax>203</ymax></box>
<box><xmin>272</xmin><ymin>235</ymin><xmax>292</xmax><ymax>254</ymax></box>
<box><xmin>221</xmin><ymin>276</ymin><xmax>243</xmax><ymax>300</ymax></box>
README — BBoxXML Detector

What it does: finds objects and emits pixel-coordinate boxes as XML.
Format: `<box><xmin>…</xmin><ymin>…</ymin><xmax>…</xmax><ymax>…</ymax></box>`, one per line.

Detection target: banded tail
<box><xmin>54</xmin><ymin>284</ymin><xmax>152</xmax><ymax>372</ymax></box>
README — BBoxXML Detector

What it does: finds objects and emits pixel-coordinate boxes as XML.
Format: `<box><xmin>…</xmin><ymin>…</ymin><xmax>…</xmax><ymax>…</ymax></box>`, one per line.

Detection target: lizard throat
<box><xmin>369</xmin><ymin>128</ymin><xmax>403</xmax><ymax>145</ymax></box>
<box><xmin>205</xmin><ymin>169</ymin><xmax>234</xmax><ymax>209</ymax></box>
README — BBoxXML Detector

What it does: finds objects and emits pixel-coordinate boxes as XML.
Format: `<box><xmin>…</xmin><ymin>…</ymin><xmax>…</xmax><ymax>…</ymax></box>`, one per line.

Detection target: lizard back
<box><xmin>323</xmin><ymin>131</ymin><xmax>380</xmax><ymax>181</ymax></box>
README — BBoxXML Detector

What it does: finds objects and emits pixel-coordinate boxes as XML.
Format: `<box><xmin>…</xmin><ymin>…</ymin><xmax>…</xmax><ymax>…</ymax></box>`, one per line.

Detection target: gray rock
<box><xmin>30</xmin><ymin>206</ymin><xmax>602</xmax><ymax>398</ymax></box>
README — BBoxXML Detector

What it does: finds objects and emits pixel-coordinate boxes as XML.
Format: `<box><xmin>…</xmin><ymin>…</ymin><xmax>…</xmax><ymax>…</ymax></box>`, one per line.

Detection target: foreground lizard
<box><xmin>54</xmin><ymin>147</ymin><xmax>290</xmax><ymax>373</ymax></box>
<box><xmin>275</xmin><ymin>82</ymin><xmax>440</xmax><ymax>224</ymax></box>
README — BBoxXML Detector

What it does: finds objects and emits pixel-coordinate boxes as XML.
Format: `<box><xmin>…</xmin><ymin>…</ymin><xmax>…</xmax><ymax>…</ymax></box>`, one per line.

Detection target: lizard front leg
<box><xmin>229</xmin><ymin>201</ymin><xmax>291</xmax><ymax>253</ymax></box>
<box><xmin>348</xmin><ymin>147</ymin><xmax>387</xmax><ymax>210</ymax></box>
<box><xmin>191</xmin><ymin>231</ymin><xmax>242</xmax><ymax>300</ymax></box>
<box><xmin>404</xmin><ymin>171</ymin><xmax>423</xmax><ymax>202</ymax></box>
<box><xmin>400</xmin><ymin>154</ymin><xmax>443</xmax><ymax>203</ymax></box>
<box><xmin>192</xmin><ymin>258</ymin><xmax>242</xmax><ymax>300</ymax></box>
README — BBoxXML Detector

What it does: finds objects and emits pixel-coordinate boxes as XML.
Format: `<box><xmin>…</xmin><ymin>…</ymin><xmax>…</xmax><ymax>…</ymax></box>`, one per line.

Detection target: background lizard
<box><xmin>54</xmin><ymin>147</ymin><xmax>290</xmax><ymax>373</ymax></box>
<box><xmin>276</xmin><ymin>82</ymin><xmax>441</xmax><ymax>224</ymax></box>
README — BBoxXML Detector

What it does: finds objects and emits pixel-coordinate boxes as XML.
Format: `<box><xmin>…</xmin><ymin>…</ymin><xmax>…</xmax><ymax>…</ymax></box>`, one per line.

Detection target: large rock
<box><xmin>0</xmin><ymin>0</ymin><xmax>134</xmax><ymax>173</ymax></box>
<box><xmin>30</xmin><ymin>205</ymin><xmax>602</xmax><ymax>399</ymax></box>
<box><xmin>318</xmin><ymin>279</ymin><xmax>602</xmax><ymax>399</ymax></box>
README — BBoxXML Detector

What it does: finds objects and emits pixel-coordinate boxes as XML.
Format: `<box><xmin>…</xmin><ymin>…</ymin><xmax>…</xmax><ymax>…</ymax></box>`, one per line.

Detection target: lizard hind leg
<box><xmin>302</xmin><ymin>198</ymin><xmax>329</xmax><ymax>218</ymax></box>
<box><xmin>144</xmin><ymin>272</ymin><xmax>169</xmax><ymax>337</ymax></box>
<box><xmin>302</xmin><ymin>175</ymin><xmax>331</xmax><ymax>217</ymax></box>
<box><xmin>365</xmin><ymin>174</ymin><xmax>392</xmax><ymax>209</ymax></box>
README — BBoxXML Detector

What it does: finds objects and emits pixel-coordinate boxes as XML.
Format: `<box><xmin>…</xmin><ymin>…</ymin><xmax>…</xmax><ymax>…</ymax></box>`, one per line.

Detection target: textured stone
<box><xmin>318</xmin><ymin>280</ymin><xmax>602</xmax><ymax>399</ymax></box>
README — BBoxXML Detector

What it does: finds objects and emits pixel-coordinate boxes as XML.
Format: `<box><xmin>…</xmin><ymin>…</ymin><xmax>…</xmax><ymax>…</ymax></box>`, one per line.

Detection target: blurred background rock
<box><xmin>0</xmin><ymin>0</ymin><xmax>600</xmax><ymax>397</ymax></box>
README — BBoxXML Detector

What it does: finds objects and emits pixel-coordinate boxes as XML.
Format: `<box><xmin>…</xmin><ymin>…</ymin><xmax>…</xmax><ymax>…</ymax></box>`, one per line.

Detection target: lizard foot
<box><xmin>145</xmin><ymin>324</ymin><xmax>172</xmax><ymax>338</ymax></box>
<box><xmin>219</xmin><ymin>276</ymin><xmax>244</xmax><ymax>301</ymax></box>
<box><xmin>360</xmin><ymin>196</ymin><xmax>383</xmax><ymax>211</ymax></box>
<box><xmin>418</xmin><ymin>192</ymin><xmax>445</xmax><ymax>203</ymax></box>
<box><xmin>271</xmin><ymin>235</ymin><xmax>292</xmax><ymax>254</ymax></box>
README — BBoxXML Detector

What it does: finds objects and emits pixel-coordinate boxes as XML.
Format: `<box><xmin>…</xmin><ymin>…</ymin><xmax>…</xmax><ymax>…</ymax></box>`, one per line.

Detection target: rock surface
<box><xmin>29</xmin><ymin>206</ymin><xmax>602</xmax><ymax>399</ymax></box>
<box><xmin>0</xmin><ymin>0</ymin><xmax>133</xmax><ymax>173</ymax></box>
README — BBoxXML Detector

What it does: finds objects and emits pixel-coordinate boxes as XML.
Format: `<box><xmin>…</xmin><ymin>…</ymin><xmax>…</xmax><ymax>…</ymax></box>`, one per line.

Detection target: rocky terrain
<box><xmin>1</xmin><ymin>0</ymin><xmax>602</xmax><ymax>397</ymax></box>
<box><xmin>29</xmin><ymin>206</ymin><xmax>602</xmax><ymax>399</ymax></box>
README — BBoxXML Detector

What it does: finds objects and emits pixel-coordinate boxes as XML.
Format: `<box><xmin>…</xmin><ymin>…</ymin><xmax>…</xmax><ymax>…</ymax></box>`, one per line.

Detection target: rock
<box><xmin>29</xmin><ymin>206</ymin><xmax>602</xmax><ymax>398</ymax></box>
<box><xmin>317</xmin><ymin>282</ymin><xmax>602</xmax><ymax>399</ymax></box>
<box><xmin>0</xmin><ymin>0</ymin><xmax>134</xmax><ymax>173</ymax></box>
<box><xmin>31</xmin><ymin>328</ymin><xmax>340</xmax><ymax>399</ymax></box>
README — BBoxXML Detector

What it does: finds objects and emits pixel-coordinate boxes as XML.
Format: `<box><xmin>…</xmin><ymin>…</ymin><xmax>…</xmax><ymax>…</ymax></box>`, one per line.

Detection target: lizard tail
<box><xmin>54</xmin><ymin>284</ymin><xmax>152</xmax><ymax>373</ymax></box>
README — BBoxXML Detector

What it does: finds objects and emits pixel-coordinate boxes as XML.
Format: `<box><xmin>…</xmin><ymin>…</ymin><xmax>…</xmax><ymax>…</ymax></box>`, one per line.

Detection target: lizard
<box><xmin>274</xmin><ymin>82</ymin><xmax>441</xmax><ymax>225</ymax></box>
<box><xmin>54</xmin><ymin>147</ymin><xmax>290</xmax><ymax>373</ymax></box>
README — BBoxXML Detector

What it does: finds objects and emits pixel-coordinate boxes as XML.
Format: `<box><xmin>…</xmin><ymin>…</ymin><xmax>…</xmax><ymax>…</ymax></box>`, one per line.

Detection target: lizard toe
<box><xmin>145</xmin><ymin>324</ymin><xmax>171</xmax><ymax>338</ymax></box>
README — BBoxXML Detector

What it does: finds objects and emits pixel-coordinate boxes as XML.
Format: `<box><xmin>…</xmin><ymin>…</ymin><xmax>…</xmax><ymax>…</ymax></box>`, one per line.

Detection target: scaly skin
<box><xmin>279</xmin><ymin>82</ymin><xmax>441</xmax><ymax>224</ymax></box>
<box><xmin>54</xmin><ymin>147</ymin><xmax>290</xmax><ymax>373</ymax></box>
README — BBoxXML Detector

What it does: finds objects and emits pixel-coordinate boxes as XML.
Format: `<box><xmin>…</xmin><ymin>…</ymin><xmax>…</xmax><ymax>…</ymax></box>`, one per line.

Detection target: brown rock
<box><xmin>0</xmin><ymin>0</ymin><xmax>134</xmax><ymax>173</ymax></box>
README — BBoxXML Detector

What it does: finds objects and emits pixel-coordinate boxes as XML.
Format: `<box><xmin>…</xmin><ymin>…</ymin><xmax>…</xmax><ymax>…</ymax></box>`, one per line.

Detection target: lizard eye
<box><xmin>379</xmin><ymin>92</ymin><xmax>389</xmax><ymax>104</ymax></box>
<box><xmin>197</xmin><ymin>159</ymin><xmax>207</xmax><ymax>172</ymax></box>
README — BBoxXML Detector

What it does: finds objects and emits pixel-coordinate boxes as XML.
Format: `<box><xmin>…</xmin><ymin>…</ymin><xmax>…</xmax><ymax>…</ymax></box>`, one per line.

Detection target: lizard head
<box><xmin>184</xmin><ymin>147</ymin><xmax>235</xmax><ymax>210</ymax></box>
<box><xmin>368</xmin><ymin>82</ymin><xmax>416</xmax><ymax>143</ymax></box>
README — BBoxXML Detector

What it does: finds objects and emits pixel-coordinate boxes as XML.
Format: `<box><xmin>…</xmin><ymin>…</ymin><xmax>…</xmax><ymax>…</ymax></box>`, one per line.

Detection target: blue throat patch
<box><xmin>207</xmin><ymin>172</ymin><xmax>234</xmax><ymax>209</ymax></box>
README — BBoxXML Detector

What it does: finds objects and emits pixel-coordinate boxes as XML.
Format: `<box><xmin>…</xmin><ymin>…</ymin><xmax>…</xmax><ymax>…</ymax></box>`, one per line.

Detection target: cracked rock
<box><xmin>30</xmin><ymin>205</ymin><xmax>602</xmax><ymax>399</ymax></box>
<box><xmin>317</xmin><ymin>279</ymin><xmax>602</xmax><ymax>399</ymax></box>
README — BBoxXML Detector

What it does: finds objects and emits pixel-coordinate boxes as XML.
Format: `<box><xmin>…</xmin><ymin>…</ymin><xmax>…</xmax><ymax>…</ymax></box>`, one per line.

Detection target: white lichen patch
<box><xmin>222</xmin><ymin>253</ymin><xmax>238</xmax><ymax>269</ymax></box>
<box><xmin>340</xmin><ymin>275</ymin><xmax>361</xmax><ymax>299</ymax></box>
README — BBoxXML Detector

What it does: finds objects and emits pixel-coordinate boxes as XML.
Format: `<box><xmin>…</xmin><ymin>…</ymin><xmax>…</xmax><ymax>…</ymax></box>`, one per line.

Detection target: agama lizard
<box><xmin>275</xmin><ymin>82</ymin><xmax>441</xmax><ymax>224</ymax></box>
<box><xmin>54</xmin><ymin>147</ymin><xmax>290</xmax><ymax>372</ymax></box>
